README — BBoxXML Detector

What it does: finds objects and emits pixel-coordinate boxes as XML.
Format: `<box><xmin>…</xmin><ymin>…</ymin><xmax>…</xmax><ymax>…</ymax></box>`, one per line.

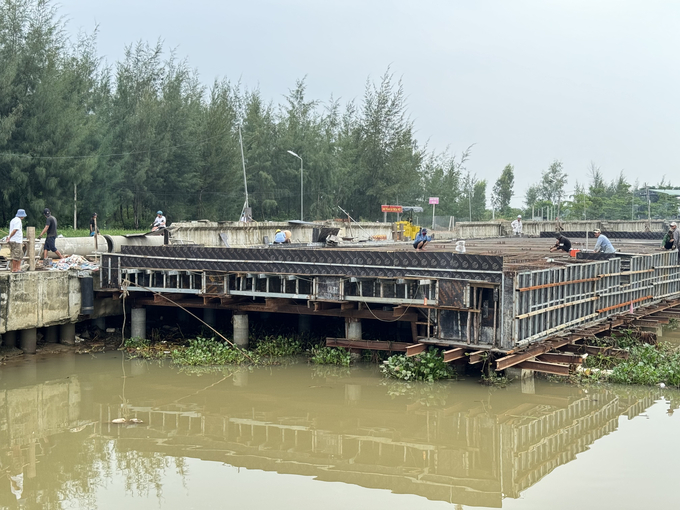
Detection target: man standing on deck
<box><xmin>511</xmin><ymin>215</ymin><xmax>522</xmax><ymax>236</ymax></box>
<box><xmin>593</xmin><ymin>229</ymin><xmax>616</xmax><ymax>253</ymax></box>
<box><xmin>38</xmin><ymin>208</ymin><xmax>64</xmax><ymax>264</ymax></box>
<box><xmin>8</xmin><ymin>209</ymin><xmax>26</xmax><ymax>273</ymax></box>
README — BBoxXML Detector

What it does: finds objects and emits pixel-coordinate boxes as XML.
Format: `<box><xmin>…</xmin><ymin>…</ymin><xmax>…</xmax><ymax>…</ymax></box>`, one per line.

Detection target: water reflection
<box><xmin>0</xmin><ymin>353</ymin><xmax>674</xmax><ymax>509</ymax></box>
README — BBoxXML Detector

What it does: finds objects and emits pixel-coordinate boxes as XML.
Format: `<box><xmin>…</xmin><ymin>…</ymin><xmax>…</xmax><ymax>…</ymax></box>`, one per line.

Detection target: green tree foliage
<box><xmin>491</xmin><ymin>164</ymin><xmax>514</xmax><ymax>217</ymax></box>
<box><xmin>17</xmin><ymin>0</ymin><xmax>679</xmax><ymax>231</ymax></box>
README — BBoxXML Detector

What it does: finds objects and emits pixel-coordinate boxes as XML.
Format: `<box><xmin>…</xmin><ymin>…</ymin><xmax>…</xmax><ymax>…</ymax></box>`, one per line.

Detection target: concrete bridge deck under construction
<box><xmin>98</xmin><ymin>236</ymin><xmax>680</xmax><ymax>375</ymax></box>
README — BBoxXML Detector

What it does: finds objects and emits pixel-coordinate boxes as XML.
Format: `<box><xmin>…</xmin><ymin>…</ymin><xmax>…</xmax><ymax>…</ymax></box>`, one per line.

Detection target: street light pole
<box><xmin>287</xmin><ymin>150</ymin><xmax>303</xmax><ymax>221</ymax></box>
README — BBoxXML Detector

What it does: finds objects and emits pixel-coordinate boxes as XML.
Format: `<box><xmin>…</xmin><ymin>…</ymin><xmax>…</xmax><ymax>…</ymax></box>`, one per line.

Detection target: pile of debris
<box><xmin>45</xmin><ymin>255</ymin><xmax>99</xmax><ymax>271</ymax></box>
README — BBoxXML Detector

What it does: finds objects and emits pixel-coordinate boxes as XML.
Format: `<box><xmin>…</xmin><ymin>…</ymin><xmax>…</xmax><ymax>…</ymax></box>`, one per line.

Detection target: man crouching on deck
<box><xmin>413</xmin><ymin>228</ymin><xmax>433</xmax><ymax>251</ymax></box>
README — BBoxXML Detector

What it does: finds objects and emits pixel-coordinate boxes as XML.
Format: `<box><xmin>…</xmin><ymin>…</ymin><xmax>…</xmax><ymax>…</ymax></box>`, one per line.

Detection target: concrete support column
<box><xmin>298</xmin><ymin>314</ymin><xmax>311</xmax><ymax>335</ymax></box>
<box><xmin>131</xmin><ymin>307</ymin><xmax>146</xmax><ymax>340</ymax></box>
<box><xmin>94</xmin><ymin>317</ymin><xmax>106</xmax><ymax>331</ymax></box>
<box><xmin>20</xmin><ymin>328</ymin><xmax>37</xmax><ymax>354</ymax></box>
<box><xmin>506</xmin><ymin>367</ymin><xmax>535</xmax><ymax>394</ymax></box>
<box><xmin>45</xmin><ymin>325</ymin><xmax>59</xmax><ymax>344</ymax></box>
<box><xmin>345</xmin><ymin>317</ymin><xmax>362</xmax><ymax>340</ymax></box>
<box><xmin>203</xmin><ymin>308</ymin><xmax>216</xmax><ymax>328</ymax></box>
<box><xmin>3</xmin><ymin>331</ymin><xmax>17</xmax><ymax>349</ymax></box>
<box><xmin>60</xmin><ymin>323</ymin><xmax>76</xmax><ymax>345</ymax></box>
<box><xmin>232</xmin><ymin>313</ymin><xmax>249</xmax><ymax>348</ymax></box>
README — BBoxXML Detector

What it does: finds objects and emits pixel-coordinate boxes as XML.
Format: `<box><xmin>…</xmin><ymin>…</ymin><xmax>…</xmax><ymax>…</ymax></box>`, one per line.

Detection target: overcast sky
<box><xmin>57</xmin><ymin>0</ymin><xmax>680</xmax><ymax>207</ymax></box>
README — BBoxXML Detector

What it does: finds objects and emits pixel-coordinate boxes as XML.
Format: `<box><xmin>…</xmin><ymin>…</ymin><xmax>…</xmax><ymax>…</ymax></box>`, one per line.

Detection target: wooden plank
<box><xmin>443</xmin><ymin>347</ymin><xmax>467</xmax><ymax>363</ymax></box>
<box><xmin>517</xmin><ymin>277</ymin><xmax>600</xmax><ymax>292</ymax></box>
<box><xmin>153</xmin><ymin>293</ymin><xmax>187</xmax><ymax>303</ymax></box>
<box><xmin>633</xmin><ymin>318</ymin><xmax>669</xmax><ymax>325</ymax></box>
<box><xmin>536</xmin><ymin>353</ymin><xmax>584</xmax><ymax>365</ymax></box>
<box><xmin>325</xmin><ymin>338</ymin><xmax>409</xmax><ymax>352</ymax></box>
<box><xmin>406</xmin><ymin>343</ymin><xmax>427</xmax><ymax>357</ymax></box>
<box><xmin>597</xmin><ymin>295</ymin><xmax>653</xmax><ymax>314</ymax></box>
<box><xmin>651</xmin><ymin>312</ymin><xmax>680</xmax><ymax>319</ymax></box>
<box><xmin>515</xmin><ymin>360</ymin><xmax>570</xmax><ymax>376</ymax></box>
<box><xmin>560</xmin><ymin>344</ymin><xmax>630</xmax><ymax>359</ymax></box>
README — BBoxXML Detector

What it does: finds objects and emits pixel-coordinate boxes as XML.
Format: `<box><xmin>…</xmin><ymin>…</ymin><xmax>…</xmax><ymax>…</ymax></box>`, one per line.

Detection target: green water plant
<box><xmin>309</xmin><ymin>346</ymin><xmax>352</xmax><ymax>366</ymax></box>
<box><xmin>380</xmin><ymin>348</ymin><xmax>455</xmax><ymax>382</ymax></box>
<box><xmin>252</xmin><ymin>335</ymin><xmax>303</xmax><ymax>357</ymax></box>
<box><xmin>608</xmin><ymin>342</ymin><xmax>680</xmax><ymax>387</ymax></box>
<box><xmin>171</xmin><ymin>337</ymin><xmax>255</xmax><ymax>366</ymax></box>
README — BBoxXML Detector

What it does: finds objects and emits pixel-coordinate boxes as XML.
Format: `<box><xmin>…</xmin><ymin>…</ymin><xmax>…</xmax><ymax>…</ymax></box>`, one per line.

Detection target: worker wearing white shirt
<box><xmin>511</xmin><ymin>215</ymin><xmax>523</xmax><ymax>236</ymax></box>
<box><xmin>152</xmin><ymin>211</ymin><xmax>166</xmax><ymax>231</ymax></box>
<box><xmin>8</xmin><ymin>209</ymin><xmax>27</xmax><ymax>273</ymax></box>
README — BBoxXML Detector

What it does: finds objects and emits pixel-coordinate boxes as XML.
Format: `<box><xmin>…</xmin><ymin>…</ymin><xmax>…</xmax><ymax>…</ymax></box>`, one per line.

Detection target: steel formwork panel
<box><xmin>513</xmin><ymin>251</ymin><xmax>680</xmax><ymax>346</ymax></box>
<box><xmin>104</xmin><ymin>246</ymin><xmax>504</xmax><ymax>282</ymax></box>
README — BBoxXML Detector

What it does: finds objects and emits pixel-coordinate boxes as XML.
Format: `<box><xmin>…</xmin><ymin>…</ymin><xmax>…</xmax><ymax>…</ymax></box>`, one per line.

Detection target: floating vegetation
<box><xmin>309</xmin><ymin>346</ymin><xmax>352</xmax><ymax>366</ymax></box>
<box><xmin>171</xmin><ymin>337</ymin><xmax>255</xmax><ymax>366</ymax></box>
<box><xmin>252</xmin><ymin>335</ymin><xmax>303</xmax><ymax>357</ymax></box>
<box><xmin>380</xmin><ymin>349</ymin><xmax>455</xmax><ymax>382</ymax></box>
<box><xmin>577</xmin><ymin>331</ymin><xmax>680</xmax><ymax>388</ymax></box>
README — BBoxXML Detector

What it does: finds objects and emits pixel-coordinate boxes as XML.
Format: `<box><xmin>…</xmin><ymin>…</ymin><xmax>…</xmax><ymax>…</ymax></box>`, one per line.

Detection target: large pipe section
<box><xmin>103</xmin><ymin>235</ymin><xmax>165</xmax><ymax>253</ymax></box>
<box><xmin>26</xmin><ymin>234</ymin><xmax>165</xmax><ymax>258</ymax></box>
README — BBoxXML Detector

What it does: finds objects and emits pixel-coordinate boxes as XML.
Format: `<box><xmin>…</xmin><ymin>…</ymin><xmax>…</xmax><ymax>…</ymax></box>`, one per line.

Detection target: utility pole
<box><xmin>73</xmin><ymin>183</ymin><xmax>77</xmax><ymax>229</ymax></box>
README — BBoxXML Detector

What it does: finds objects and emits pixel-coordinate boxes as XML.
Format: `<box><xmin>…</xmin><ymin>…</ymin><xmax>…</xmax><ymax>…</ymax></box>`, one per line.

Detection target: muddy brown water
<box><xmin>0</xmin><ymin>351</ymin><xmax>678</xmax><ymax>509</ymax></box>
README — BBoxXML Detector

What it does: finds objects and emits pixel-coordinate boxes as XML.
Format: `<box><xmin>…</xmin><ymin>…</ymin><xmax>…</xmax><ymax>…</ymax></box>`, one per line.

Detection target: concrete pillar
<box><xmin>506</xmin><ymin>367</ymin><xmax>535</xmax><ymax>394</ymax></box>
<box><xmin>3</xmin><ymin>330</ymin><xmax>16</xmax><ymax>349</ymax></box>
<box><xmin>345</xmin><ymin>317</ymin><xmax>362</xmax><ymax>340</ymax></box>
<box><xmin>45</xmin><ymin>325</ymin><xmax>59</xmax><ymax>344</ymax></box>
<box><xmin>131</xmin><ymin>307</ymin><xmax>146</xmax><ymax>340</ymax></box>
<box><xmin>298</xmin><ymin>314</ymin><xmax>311</xmax><ymax>334</ymax></box>
<box><xmin>203</xmin><ymin>308</ymin><xmax>216</xmax><ymax>328</ymax></box>
<box><xmin>93</xmin><ymin>317</ymin><xmax>106</xmax><ymax>331</ymax></box>
<box><xmin>233</xmin><ymin>313</ymin><xmax>249</xmax><ymax>348</ymax></box>
<box><xmin>60</xmin><ymin>323</ymin><xmax>76</xmax><ymax>345</ymax></box>
<box><xmin>345</xmin><ymin>384</ymin><xmax>362</xmax><ymax>403</ymax></box>
<box><xmin>20</xmin><ymin>328</ymin><xmax>37</xmax><ymax>354</ymax></box>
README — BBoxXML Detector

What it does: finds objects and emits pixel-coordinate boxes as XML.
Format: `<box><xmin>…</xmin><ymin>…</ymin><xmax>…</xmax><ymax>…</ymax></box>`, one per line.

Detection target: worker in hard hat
<box><xmin>511</xmin><ymin>215</ymin><xmax>523</xmax><ymax>236</ymax></box>
<box><xmin>151</xmin><ymin>211</ymin><xmax>166</xmax><ymax>231</ymax></box>
<box><xmin>273</xmin><ymin>229</ymin><xmax>291</xmax><ymax>244</ymax></box>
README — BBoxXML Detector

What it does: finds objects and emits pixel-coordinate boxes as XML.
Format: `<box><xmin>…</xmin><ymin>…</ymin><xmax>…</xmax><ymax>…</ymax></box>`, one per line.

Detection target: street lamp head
<box><xmin>287</xmin><ymin>150</ymin><xmax>300</xmax><ymax>159</ymax></box>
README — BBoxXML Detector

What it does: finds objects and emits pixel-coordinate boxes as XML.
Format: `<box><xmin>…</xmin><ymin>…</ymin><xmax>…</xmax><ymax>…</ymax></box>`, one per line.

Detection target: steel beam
<box><xmin>515</xmin><ymin>360</ymin><xmax>570</xmax><ymax>376</ymax></box>
<box><xmin>326</xmin><ymin>338</ymin><xmax>409</xmax><ymax>351</ymax></box>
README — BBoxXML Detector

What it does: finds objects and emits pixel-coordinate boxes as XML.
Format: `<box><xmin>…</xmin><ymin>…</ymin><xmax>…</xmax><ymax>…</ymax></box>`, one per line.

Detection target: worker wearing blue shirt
<box><xmin>413</xmin><ymin>228</ymin><xmax>433</xmax><ymax>251</ymax></box>
<box><xmin>273</xmin><ymin>229</ymin><xmax>291</xmax><ymax>244</ymax></box>
<box><xmin>593</xmin><ymin>229</ymin><xmax>615</xmax><ymax>253</ymax></box>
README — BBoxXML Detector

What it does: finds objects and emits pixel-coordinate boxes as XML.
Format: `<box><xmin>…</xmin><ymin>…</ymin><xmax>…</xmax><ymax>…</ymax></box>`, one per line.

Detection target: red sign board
<box><xmin>381</xmin><ymin>205</ymin><xmax>403</xmax><ymax>213</ymax></box>
<box><xmin>429</xmin><ymin>197</ymin><xmax>439</xmax><ymax>205</ymax></box>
